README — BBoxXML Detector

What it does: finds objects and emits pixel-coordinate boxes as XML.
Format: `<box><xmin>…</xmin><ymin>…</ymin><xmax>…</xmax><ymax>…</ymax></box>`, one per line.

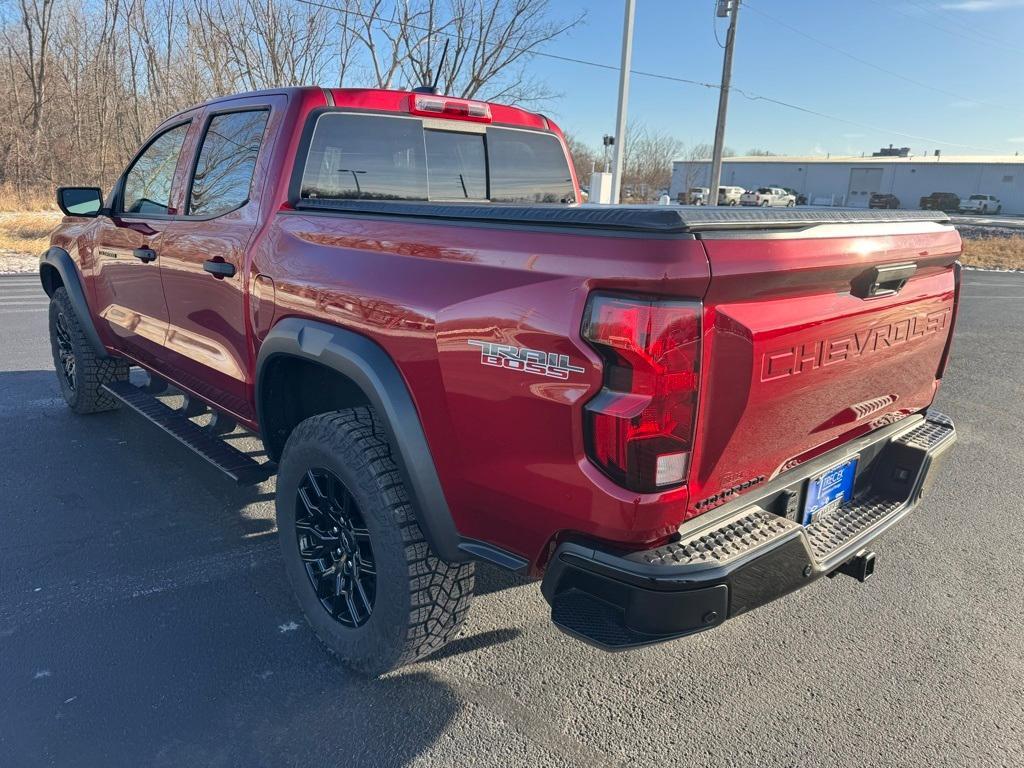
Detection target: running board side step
<box><xmin>102</xmin><ymin>380</ymin><xmax>275</xmax><ymax>486</ymax></box>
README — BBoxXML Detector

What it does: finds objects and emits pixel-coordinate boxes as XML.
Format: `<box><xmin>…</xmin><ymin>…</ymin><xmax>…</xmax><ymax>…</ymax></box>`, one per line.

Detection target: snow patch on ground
<box><xmin>0</xmin><ymin>250</ymin><xmax>36</xmax><ymax>274</ymax></box>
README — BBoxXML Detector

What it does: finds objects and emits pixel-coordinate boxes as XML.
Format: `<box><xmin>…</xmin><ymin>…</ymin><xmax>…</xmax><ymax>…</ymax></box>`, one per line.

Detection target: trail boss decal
<box><xmin>468</xmin><ymin>340</ymin><xmax>585</xmax><ymax>380</ymax></box>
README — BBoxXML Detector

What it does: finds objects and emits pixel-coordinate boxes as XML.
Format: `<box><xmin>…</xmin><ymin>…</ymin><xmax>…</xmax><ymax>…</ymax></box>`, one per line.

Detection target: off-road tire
<box><xmin>276</xmin><ymin>407</ymin><xmax>475</xmax><ymax>675</ymax></box>
<box><xmin>48</xmin><ymin>287</ymin><xmax>128</xmax><ymax>414</ymax></box>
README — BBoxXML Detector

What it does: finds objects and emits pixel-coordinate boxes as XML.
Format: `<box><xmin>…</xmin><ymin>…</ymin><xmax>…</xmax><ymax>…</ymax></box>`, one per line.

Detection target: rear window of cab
<box><xmin>299</xmin><ymin>112</ymin><xmax>575</xmax><ymax>204</ymax></box>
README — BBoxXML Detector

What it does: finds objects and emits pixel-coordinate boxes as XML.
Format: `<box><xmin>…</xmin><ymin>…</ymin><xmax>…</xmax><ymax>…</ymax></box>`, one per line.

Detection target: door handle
<box><xmin>133</xmin><ymin>247</ymin><xmax>157</xmax><ymax>263</ymax></box>
<box><xmin>203</xmin><ymin>259</ymin><xmax>236</xmax><ymax>279</ymax></box>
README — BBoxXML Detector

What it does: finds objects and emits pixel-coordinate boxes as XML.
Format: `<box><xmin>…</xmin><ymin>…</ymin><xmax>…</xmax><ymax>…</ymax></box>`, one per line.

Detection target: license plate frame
<box><xmin>802</xmin><ymin>455</ymin><xmax>859</xmax><ymax>526</ymax></box>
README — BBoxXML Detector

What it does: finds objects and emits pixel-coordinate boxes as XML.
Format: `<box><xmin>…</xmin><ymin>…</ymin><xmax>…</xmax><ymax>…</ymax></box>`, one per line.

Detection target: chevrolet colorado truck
<box><xmin>42</xmin><ymin>87</ymin><xmax>960</xmax><ymax>674</ymax></box>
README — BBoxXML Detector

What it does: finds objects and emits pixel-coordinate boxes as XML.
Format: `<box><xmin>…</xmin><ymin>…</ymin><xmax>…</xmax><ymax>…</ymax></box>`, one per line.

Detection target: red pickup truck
<box><xmin>42</xmin><ymin>87</ymin><xmax>960</xmax><ymax>673</ymax></box>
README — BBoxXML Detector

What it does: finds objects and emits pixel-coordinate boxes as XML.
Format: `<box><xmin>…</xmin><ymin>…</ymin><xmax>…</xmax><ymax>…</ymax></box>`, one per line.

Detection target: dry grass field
<box><xmin>959</xmin><ymin>235</ymin><xmax>1024</xmax><ymax>271</ymax></box>
<box><xmin>0</xmin><ymin>211</ymin><xmax>61</xmax><ymax>253</ymax></box>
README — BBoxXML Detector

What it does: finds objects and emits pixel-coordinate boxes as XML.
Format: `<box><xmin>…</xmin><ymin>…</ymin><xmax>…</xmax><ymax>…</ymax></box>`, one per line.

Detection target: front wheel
<box><xmin>276</xmin><ymin>407</ymin><xmax>475</xmax><ymax>675</ymax></box>
<box><xmin>48</xmin><ymin>287</ymin><xmax>128</xmax><ymax>414</ymax></box>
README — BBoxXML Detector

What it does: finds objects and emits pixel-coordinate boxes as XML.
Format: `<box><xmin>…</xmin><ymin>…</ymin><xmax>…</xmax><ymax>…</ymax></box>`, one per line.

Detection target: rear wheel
<box><xmin>276</xmin><ymin>407</ymin><xmax>475</xmax><ymax>675</ymax></box>
<box><xmin>48</xmin><ymin>287</ymin><xmax>128</xmax><ymax>414</ymax></box>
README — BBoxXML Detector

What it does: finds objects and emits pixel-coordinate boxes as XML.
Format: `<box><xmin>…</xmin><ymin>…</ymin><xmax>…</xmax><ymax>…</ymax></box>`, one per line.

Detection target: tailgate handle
<box><xmin>851</xmin><ymin>263</ymin><xmax>917</xmax><ymax>299</ymax></box>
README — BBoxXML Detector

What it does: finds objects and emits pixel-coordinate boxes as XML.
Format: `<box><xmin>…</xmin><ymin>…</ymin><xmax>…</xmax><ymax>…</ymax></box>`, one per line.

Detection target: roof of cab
<box><xmin>162</xmin><ymin>86</ymin><xmax>554</xmax><ymax>133</ymax></box>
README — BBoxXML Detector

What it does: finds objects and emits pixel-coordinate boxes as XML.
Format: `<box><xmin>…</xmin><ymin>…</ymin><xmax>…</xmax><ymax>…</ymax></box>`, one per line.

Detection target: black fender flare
<box><xmin>39</xmin><ymin>246</ymin><xmax>108</xmax><ymax>356</ymax></box>
<box><xmin>256</xmin><ymin>318</ymin><xmax>467</xmax><ymax>563</ymax></box>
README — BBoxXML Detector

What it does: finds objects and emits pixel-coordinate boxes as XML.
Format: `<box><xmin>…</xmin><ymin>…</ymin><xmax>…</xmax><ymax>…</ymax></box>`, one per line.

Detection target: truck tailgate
<box><xmin>687</xmin><ymin>220</ymin><xmax>961</xmax><ymax>519</ymax></box>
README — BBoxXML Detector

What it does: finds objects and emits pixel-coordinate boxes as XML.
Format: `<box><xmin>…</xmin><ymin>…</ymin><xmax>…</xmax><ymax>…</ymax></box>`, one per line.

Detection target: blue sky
<box><xmin>532</xmin><ymin>0</ymin><xmax>1024</xmax><ymax>157</ymax></box>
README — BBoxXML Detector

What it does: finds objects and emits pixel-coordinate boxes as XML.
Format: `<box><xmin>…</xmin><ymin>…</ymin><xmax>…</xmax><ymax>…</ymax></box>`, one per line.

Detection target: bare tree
<box><xmin>562</xmin><ymin>133</ymin><xmax>598</xmax><ymax>181</ymax></box>
<box><xmin>342</xmin><ymin>0</ymin><xmax>582</xmax><ymax>105</ymax></box>
<box><xmin>0</xmin><ymin>0</ymin><xmax>582</xmax><ymax>200</ymax></box>
<box><xmin>620</xmin><ymin>123</ymin><xmax>685</xmax><ymax>201</ymax></box>
<box><xmin>12</xmin><ymin>0</ymin><xmax>56</xmax><ymax>132</ymax></box>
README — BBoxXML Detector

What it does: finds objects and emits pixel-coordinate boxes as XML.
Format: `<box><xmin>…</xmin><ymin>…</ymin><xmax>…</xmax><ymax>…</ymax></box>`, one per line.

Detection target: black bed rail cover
<box><xmin>293</xmin><ymin>198</ymin><xmax>951</xmax><ymax>234</ymax></box>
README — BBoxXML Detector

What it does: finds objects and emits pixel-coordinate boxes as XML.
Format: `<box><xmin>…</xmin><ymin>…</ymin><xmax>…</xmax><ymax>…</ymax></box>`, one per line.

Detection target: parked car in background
<box><xmin>870</xmin><ymin>193</ymin><xmax>901</xmax><ymax>209</ymax></box>
<box><xmin>919</xmin><ymin>192</ymin><xmax>960</xmax><ymax>212</ymax></box>
<box><xmin>740</xmin><ymin>186</ymin><xmax>796</xmax><ymax>207</ymax></box>
<box><xmin>686</xmin><ymin>186</ymin><xmax>709</xmax><ymax>205</ymax></box>
<box><xmin>717</xmin><ymin>186</ymin><xmax>745</xmax><ymax>205</ymax></box>
<box><xmin>959</xmin><ymin>194</ymin><xmax>1002</xmax><ymax>214</ymax></box>
<box><xmin>776</xmin><ymin>187</ymin><xmax>807</xmax><ymax>205</ymax></box>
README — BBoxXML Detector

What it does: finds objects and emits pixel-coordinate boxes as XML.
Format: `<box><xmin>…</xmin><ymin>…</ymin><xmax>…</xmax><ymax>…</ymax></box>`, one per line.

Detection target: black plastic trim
<box><xmin>255</xmin><ymin>318</ymin><xmax>466</xmax><ymax>563</ymax></box>
<box><xmin>38</xmin><ymin>247</ymin><xmax>108</xmax><ymax>357</ymax></box>
<box><xmin>457</xmin><ymin>539</ymin><xmax>529</xmax><ymax>574</ymax></box>
<box><xmin>541</xmin><ymin>412</ymin><xmax>957</xmax><ymax>650</ymax></box>
<box><xmin>288</xmin><ymin>199</ymin><xmax>950</xmax><ymax>235</ymax></box>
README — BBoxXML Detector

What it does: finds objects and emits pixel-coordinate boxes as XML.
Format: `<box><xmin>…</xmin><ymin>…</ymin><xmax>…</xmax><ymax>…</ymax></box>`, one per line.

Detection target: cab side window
<box><xmin>188</xmin><ymin>110</ymin><xmax>270</xmax><ymax>216</ymax></box>
<box><xmin>122</xmin><ymin>123</ymin><xmax>190</xmax><ymax>215</ymax></box>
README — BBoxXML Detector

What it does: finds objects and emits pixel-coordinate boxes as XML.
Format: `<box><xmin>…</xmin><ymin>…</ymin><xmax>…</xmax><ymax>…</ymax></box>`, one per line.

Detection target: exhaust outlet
<box><xmin>837</xmin><ymin>549</ymin><xmax>876</xmax><ymax>583</ymax></box>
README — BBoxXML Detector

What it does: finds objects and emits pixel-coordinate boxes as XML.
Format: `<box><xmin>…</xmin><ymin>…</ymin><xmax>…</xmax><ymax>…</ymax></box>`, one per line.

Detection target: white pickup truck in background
<box><xmin>741</xmin><ymin>186</ymin><xmax>796</xmax><ymax>207</ymax></box>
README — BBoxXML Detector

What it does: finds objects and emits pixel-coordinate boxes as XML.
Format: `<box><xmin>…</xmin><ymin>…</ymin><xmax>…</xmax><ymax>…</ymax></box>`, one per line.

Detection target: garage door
<box><xmin>847</xmin><ymin>168</ymin><xmax>884</xmax><ymax>208</ymax></box>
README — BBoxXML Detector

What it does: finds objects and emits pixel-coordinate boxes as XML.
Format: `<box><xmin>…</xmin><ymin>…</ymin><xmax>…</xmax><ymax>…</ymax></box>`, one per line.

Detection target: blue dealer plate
<box><xmin>802</xmin><ymin>456</ymin><xmax>858</xmax><ymax>526</ymax></box>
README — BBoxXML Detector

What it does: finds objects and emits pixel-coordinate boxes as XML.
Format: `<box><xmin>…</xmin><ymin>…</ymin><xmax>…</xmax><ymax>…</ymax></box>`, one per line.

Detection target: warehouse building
<box><xmin>670</xmin><ymin>152</ymin><xmax>1024</xmax><ymax>213</ymax></box>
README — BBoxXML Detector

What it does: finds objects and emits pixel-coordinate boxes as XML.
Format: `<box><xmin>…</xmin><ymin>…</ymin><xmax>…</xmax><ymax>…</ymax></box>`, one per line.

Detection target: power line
<box><xmin>712</xmin><ymin>0</ymin><xmax>726</xmax><ymax>49</ymax></box>
<box><xmin>864</xmin><ymin>0</ymin><xmax>1021</xmax><ymax>54</ymax></box>
<box><xmin>293</xmin><ymin>0</ymin><xmax>1004</xmax><ymax>152</ymax></box>
<box><xmin>743</xmin><ymin>1</ymin><xmax>1019</xmax><ymax>114</ymax></box>
<box><xmin>903</xmin><ymin>0</ymin><xmax>1022</xmax><ymax>52</ymax></box>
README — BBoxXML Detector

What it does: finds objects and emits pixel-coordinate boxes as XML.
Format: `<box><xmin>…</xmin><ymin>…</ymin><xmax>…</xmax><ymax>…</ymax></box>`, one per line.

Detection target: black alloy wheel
<box><xmin>295</xmin><ymin>467</ymin><xmax>376</xmax><ymax>628</ymax></box>
<box><xmin>53</xmin><ymin>310</ymin><xmax>76</xmax><ymax>391</ymax></box>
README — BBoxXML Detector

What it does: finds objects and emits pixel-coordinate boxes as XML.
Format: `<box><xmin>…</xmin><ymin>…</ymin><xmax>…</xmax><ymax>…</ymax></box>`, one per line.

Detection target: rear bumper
<box><xmin>541</xmin><ymin>411</ymin><xmax>956</xmax><ymax>650</ymax></box>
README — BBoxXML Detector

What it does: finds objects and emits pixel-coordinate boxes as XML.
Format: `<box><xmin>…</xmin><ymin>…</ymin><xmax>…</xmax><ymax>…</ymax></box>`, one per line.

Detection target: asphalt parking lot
<box><xmin>1</xmin><ymin>270</ymin><xmax>1022</xmax><ymax>767</ymax></box>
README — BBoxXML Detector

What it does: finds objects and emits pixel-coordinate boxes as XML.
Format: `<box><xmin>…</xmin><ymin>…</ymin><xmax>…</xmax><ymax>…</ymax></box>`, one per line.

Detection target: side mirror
<box><xmin>56</xmin><ymin>186</ymin><xmax>104</xmax><ymax>217</ymax></box>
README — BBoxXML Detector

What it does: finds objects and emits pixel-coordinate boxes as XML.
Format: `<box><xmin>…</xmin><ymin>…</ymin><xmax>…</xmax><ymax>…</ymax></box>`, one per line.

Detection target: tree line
<box><xmin>0</xmin><ymin>0</ymin><xmax>581</xmax><ymax>200</ymax></box>
<box><xmin>0</xmin><ymin>0</ymin><xmax>774</xmax><ymax>205</ymax></box>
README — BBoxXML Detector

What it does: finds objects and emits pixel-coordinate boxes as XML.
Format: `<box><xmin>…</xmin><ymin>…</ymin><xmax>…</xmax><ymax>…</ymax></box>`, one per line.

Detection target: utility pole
<box><xmin>708</xmin><ymin>0</ymin><xmax>740</xmax><ymax>207</ymax></box>
<box><xmin>610</xmin><ymin>0</ymin><xmax>636</xmax><ymax>205</ymax></box>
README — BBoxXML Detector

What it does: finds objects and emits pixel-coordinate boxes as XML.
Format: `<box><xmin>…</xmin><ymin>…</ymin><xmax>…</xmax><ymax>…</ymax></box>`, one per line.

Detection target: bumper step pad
<box><xmin>634</xmin><ymin>510</ymin><xmax>794</xmax><ymax>568</ymax></box>
<box><xmin>103</xmin><ymin>380</ymin><xmax>274</xmax><ymax>486</ymax></box>
<box><xmin>542</xmin><ymin>411</ymin><xmax>956</xmax><ymax>650</ymax></box>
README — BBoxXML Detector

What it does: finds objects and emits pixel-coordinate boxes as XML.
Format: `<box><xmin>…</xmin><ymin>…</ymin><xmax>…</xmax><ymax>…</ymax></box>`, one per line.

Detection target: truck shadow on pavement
<box><xmin>0</xmin><ymin>369</ymin><xmax>525</xmax><ymax>767</ymax></box>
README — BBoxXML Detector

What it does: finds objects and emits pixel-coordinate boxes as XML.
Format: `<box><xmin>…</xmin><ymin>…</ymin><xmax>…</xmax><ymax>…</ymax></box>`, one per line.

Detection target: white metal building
<box><xmin>670</xmin><ymin>154</ymin><xmax>1024</xmax><ymax>213</ymax></box>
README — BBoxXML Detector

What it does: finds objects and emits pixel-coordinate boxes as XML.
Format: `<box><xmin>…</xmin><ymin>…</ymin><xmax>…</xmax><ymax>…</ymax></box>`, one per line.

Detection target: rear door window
<box><xmin>188</xmin><ymin>110</ymin><xmax>269</xmax><ymax>216</ymax></box>
<box><xmin>122</xmin><ymin>123</ymin><xmax>190</xmax><ymax>215</ymax></box>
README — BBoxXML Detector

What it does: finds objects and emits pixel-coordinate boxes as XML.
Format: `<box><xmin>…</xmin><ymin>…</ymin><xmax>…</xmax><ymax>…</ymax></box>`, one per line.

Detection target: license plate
<box><xmin>802</xmin><ymin>456</ymin><xmax>858</xmax><ymax>526</ymax></box>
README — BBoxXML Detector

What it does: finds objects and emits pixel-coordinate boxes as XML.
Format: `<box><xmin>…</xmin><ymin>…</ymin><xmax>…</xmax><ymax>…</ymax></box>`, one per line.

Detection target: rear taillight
<box><xmin>582</xmin><ymin>293</ymin><xmax>702</xmax><ymax>493</ymax></box>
